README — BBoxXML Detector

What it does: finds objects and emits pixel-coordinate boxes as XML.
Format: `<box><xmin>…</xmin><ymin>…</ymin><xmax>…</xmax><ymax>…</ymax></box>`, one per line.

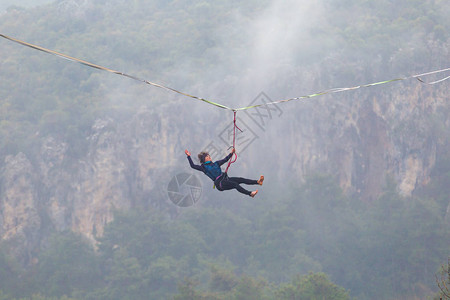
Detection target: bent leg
<box><xmin>219</xmin><ymin>178</ymin><xmax>252</xmax><ymax>196</ymax></box>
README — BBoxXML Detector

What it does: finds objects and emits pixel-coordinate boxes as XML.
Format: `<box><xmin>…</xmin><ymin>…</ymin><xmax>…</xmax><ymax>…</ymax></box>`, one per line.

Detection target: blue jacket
<box><xmin>187</xmin><ymin>153</ymin><xmax>233</xmax><ymax>181</ymax></box>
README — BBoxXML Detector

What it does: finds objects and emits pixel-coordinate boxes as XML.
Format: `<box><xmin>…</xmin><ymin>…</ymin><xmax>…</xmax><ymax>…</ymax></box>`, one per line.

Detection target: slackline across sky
<box><xmin>1</xmin><ymin>33</ymin><xmax>449</xmax><ymax>112</ymax></box>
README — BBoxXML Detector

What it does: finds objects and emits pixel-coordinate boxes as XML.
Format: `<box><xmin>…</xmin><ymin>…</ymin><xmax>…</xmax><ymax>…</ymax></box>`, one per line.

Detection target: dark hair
<box><xmin>198</xmin><ymin>152</ymin><xmax>209</xmax><ymax>164</ymax></box>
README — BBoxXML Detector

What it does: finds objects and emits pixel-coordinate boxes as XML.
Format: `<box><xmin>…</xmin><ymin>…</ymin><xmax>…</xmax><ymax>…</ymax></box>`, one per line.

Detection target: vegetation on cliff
<box><xmin>0</xmin><ymin>171</ymin><xmax>449</xmax><ymax>299</ymax></box>
<box><xmin>0</xmin><ymin>0</ymin><xmax>449</xmax><ymax>299</ymax></box>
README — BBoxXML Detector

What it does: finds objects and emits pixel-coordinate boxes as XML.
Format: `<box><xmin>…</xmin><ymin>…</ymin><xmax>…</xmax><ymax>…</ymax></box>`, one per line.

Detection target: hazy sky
<box><xmin>0</xmin><ymin>0</ymin><xmax>53</xmax><ymax>12</ymax></box>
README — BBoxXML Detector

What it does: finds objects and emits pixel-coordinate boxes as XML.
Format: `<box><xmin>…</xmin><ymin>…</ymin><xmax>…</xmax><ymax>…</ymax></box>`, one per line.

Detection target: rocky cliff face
<box><xmin>282</xmin><ymin>81</ymin><xmax>447</xmax><ymax>201</ymax></box>
<box><xmin>1</xmin><ymin>153</ymin><xmax>41</xmax><ymax>264</ymax></box>
<box><xmin>0</xmin><ymin>83</ymin><xmax>448</xmax><ymax>265</ymax></box>
<box><xmin>0</xmin><ymin>104</ymin><xmax>193</xmax><ymax>264</ymax></box>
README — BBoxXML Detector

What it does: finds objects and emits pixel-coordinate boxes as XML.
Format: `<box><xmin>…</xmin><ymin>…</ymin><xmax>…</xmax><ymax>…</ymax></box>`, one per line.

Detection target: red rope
<box><xmin>225</xmin><ymin>111</ymin><xmax>242</xmax><ymax>173</ymax></box>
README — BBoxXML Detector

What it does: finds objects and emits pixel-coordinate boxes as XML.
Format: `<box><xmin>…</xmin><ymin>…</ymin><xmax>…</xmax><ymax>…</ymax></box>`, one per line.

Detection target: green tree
<box><xmin>275</xmin><ymin>272</ymin><xmax>350</xmax><ymax>300</ymax></box>
<box><xmin>98</xmin><ymin>209</ymin><xmax>206</xmax><ymax>269</ymax></box>
<box><xmin>96</xmin><ymin>209</ymin><xmax>206</xmax><ymax>299</ymax></box>
<box><xmin>33</xmin><ymin>231</ymin><xmax>101</xmax><ymax>298</ymax></box>
<box><xmin>173</xmin><ymin>266</ymin><xmax>271</xmax><ymax>300</ymax></box>
<box><xmin>357</xmin><ymin>177</ymin><xmax>449</xmax><ymax>299</ymax></box>
<box><xmin>180</xmin><ymin>208</ymin><xmax>252</xmax><ymax>268</ymax></box>
<box><xmin>0</xmin><ymin>247</ymin><xmax>21</xmax><ymax>297</ymax></box>
<box><xmin>231</xmin><ymin>275</ymin><xmax>269</xmax><ymax>300</ymax></box>
<box><xmin>435</xmin><ymin>258</ymin><xmax>450</xmax><ymax>300</ymax></box>
<box><xmin>173</xmin><ymin>278</ymin><xmax>204</xmax><ymax>300</ymax></box>
<box><xmin>94</xmin><ymin>249</ymin><xmax>146</xmax><ymax>300</ymax></box>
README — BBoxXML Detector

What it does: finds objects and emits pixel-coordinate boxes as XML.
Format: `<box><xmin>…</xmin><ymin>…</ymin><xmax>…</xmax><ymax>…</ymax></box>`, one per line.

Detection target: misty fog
<box><xmin>0</xmin><ymin>0</ymin><xmax>449</xmax><ymax>299</ymax></box>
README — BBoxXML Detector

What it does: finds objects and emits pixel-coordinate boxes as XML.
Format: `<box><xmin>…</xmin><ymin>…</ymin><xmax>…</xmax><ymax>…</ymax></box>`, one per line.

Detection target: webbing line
<box><xmin>234</xmin><ymin>69</ymin><xmax>450</xmax><ymax>111</ymax></box>
<box><xmin>0</xmin><ymin>33</ymin><xmax>233</xmax><ymax>111</ymax></box>
<box><xmin>1</xmin><ymin>33</ymin><xmax>449</xmax><ymax>112</ymax></box>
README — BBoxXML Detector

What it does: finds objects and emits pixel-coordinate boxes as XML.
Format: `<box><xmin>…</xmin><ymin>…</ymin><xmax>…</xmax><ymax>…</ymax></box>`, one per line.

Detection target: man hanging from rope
<box><xmin>185</xmin><ymin>148</ymin><xmax>264</xmax><ymax>197</ymax></box>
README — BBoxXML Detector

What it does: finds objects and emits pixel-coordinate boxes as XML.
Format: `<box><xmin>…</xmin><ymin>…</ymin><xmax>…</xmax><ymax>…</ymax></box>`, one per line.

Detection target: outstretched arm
<box><xmin>185</xmin><ymin>149</ymin><xmax>202</xmax><ymax>171</ymax></box>
<box><xmin>216</xmin><ymin>148</ymin><xmax>235</xmax><ymax>166</ymax></box>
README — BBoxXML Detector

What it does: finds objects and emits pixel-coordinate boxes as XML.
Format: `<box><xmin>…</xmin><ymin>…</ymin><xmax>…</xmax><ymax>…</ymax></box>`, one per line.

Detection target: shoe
<box><xmin>250</xmin><ymin>190</ymin><xmax>258</xmax><ymax>197</ymax></box>
<box><xmin>257</xmin><ymin>175</ymin><xmax>264</xmax><ymax>186</ymax></box>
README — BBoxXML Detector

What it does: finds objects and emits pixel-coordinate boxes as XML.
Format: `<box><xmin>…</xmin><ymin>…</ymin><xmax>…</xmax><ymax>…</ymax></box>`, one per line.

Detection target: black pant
<box><xmin>215</xmin><ymin>174</ymin><xmax>258</xmax><ymax>196</ymax></box>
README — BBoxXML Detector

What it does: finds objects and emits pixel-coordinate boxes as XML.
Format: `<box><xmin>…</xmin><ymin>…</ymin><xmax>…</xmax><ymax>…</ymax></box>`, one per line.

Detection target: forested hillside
<box><xmin>0</xmin><ymin>0</ymin><xmax>449</xmax><ymax>299</ymax></box>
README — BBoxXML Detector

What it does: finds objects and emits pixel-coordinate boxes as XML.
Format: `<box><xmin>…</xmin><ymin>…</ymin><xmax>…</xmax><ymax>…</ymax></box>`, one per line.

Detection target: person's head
<box><xmin>198</xmin><ymin>152</ymin><xmax>212</xmax><ymax>163</ymax></box>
